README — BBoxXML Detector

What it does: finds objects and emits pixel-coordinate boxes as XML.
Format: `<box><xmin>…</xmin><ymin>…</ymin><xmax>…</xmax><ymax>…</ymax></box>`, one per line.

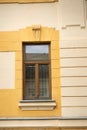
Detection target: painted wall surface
<box><xmin>0</xmin><ymin>0</ymin><xmax>87</xmax><ymax>120</ymax></box>
<box><xmin>60</xmin><ymin>0</ymin><xmax>87</xmax><ymax>117</ymax></box>
<box><xmin>0</xmin><ymin>27</ymin><xmax>61</xmax><ymax>117</ymax></box>
<box><xmin>0</xmin><ymin>3</ymin><xmax>58</xmax><ymax>31</ymax></box>
<box><xmin>0</xmin><ymin>52</ymin><xmax>15</xmax><ymax>89</ymax></box>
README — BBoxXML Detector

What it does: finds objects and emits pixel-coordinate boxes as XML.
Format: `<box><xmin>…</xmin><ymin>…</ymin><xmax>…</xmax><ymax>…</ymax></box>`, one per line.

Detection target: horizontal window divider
<box><xmin>24</xmin><ymin>61</ymin><xmax>50</xmax><ymax>64</ymax></box>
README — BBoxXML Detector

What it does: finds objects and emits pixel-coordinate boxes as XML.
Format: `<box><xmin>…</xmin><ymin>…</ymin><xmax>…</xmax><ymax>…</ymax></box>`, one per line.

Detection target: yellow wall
<box><xmin>0</xmin><ymin>26</ymin><xmax>61</xmax><ymax>117</ymax></box>
<box><xmin>0</xmin><ymin>0</ymin><xmax>57</xmax><ymax>3</ymax></box>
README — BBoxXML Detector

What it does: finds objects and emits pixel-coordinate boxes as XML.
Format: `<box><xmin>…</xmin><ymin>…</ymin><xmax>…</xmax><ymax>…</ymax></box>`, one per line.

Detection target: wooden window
<box><xmin>23</xmin><ymin>43</ymin><xmax>51</xmax><ymax>100</ymax></box>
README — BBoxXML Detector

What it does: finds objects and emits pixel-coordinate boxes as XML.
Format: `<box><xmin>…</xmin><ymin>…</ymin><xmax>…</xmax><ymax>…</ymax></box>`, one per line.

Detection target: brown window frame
<box><xmin>23</xmin><ymin>42</ymin><xmax>51</xmax><ymax>100</ymax></box>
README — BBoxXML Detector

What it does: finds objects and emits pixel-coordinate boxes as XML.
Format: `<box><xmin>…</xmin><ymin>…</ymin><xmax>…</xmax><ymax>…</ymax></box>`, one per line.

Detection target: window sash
<box><xmin>24</xmin><ymin>63</ymin><xmax>50</xmax><ymax>100</ymax></box>
<box><xmin>24</xmin><ymin>44</ymin><xmax>49</xmax><ymax>61</ymax></box>
<box><xmin>39</xmin><ymin>64</ymin><xmax>49</xmax><ymax>98</ymax></box>
<box><xmin>23</xmin><ymin>44</ymin><xmax>51</xmax><ymax>100</ymax></box>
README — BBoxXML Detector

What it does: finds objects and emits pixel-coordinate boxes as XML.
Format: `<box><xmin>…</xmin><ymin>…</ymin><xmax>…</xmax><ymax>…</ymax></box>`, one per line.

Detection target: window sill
<box><xmin>19</xmin><ymin>100</ymin><xmax>56</xmax><ymax>110</ymax></box>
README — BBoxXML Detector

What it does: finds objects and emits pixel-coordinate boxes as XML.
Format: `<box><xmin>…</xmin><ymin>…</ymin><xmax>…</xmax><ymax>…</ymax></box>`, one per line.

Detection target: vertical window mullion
<box><xmin>35</xmin><ymin>63</ymin><xmax>39</xmax><ymax>98</ymax></box>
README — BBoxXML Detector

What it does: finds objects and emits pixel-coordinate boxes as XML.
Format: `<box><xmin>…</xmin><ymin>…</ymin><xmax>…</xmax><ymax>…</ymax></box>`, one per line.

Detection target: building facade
<box><xmin>0</xmin><ymin>0</ymin><xmax>87</xmax><ymax>130</ymax></box>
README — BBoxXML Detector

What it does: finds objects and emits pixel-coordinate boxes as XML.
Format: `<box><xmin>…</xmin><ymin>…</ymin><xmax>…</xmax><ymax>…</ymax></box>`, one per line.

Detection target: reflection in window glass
<box><xmin>25</xmin><ymin>65</ymin><xmax>36</xmax><ymax>99</ymax></box>
<box><xmin>25</xmin><ymin>45</ymin><xmax>49</xmax><ymax>61</ymax></box>
<box><xmin>39</xmin><ymin>64</ymin><xmax>49</xmax><ymax>98</ymax></box>
<box><xmin>25</xmin><ymin>45</ymin><xmax>48</xmax><ymax>54</ymax></box>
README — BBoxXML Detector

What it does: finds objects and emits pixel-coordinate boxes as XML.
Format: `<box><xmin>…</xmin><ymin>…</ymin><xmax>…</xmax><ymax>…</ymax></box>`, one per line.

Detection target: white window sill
<box><xmin>19</xmin><ymin>100</ymin><xmax>56</xmax><ymax>110</ymax></box>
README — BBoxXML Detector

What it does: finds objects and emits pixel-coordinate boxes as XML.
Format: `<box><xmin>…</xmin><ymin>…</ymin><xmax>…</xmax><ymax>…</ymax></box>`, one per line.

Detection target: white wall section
<box><xmin>0</xmin><ymin>52</ymin><xmax>15</xmax><ymax>89</ymax></box>
<box><xmin>60</xmin><ymin>0</ymin><xmax>86</xmax><ymax>28</ymax></box>
<box><xmin>0</xmin><ymin>3</ymin><xmax>58</xmax><ymax>31</ymax></box>
<box><xmin>60</xmin><ymin>39</ymin><xmax>87</xmax><ymax>117</ymax></box>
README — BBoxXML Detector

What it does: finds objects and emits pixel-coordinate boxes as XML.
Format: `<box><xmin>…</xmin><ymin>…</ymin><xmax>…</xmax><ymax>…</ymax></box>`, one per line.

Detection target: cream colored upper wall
<box><xmin>0</xmin><ymin>0</ymin><xmax>87</xmax><ymax>39</ymax></box>
<box><xmin>60</xmin><ymin>0</ymin><xmax>85</xmax><ymax>28</ymax></box>
<box><xmin>59</xmin><ymin>0</ymin><xmax>87</xmax><ymax>39</ymax></box>
<box><xmin>0</xmin><ymin>3</ymin><xmax>58</xmax><ymax>31</ymax></box>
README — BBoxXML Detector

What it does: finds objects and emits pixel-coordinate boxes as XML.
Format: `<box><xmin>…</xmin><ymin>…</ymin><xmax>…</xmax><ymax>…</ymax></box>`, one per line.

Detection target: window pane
<box><xmin>25</xmin><ymin>65</ymin><xmax>36</xmax><ymax>99</ymax></box>
<box><xmin>25</xmin><ymin>45</ymin><xmax>49</xmax><ymax>61</ymax></box>
<box><xmin>39</xmin><ymin>64</ymin><xmax>49</xmax><ymax>98</ymax></box>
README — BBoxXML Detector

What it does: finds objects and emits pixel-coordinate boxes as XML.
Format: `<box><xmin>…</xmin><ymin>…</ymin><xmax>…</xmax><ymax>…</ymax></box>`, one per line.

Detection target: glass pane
<box><xmin>25</xmin><ymin>45</ymin><xmax>49</xmax><ymax>61</ymax></box>
<box><xmin>25</xmin><ymin>65</ymin><xmax>36</xmax><ymax>99</ymax></box>
<box><xmin>39</xmin><ymin>64</ymin><xmax>49</xmax><ymax>98</ymax></box>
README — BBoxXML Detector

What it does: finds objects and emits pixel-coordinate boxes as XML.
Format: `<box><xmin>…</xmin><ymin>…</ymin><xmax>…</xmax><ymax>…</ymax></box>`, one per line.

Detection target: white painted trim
<box><xmin>60</xmin><ymin>39</ymin><xmax>87</xmax><ymax>48</ymax></box>
<box><xmin>60</xmin><ymin>58</ymin><xmax>87</xmax><ymax>68</ymax></box>
<box><xmin>61</xmin><ymin>97</ymin><xmax>87</xmax><ymax>107</ymax></box>
<box><xmin>61</xmin><ymin>68</ymin><xmax>87</xmax><ymax>77</ymax></box>
<box><xmin>59</xmin><ymin>119</ymin><xmax>87</xmax><ymax>127</ymax></box>
<box><xmin>61</xmin><ymin>87</ymin><xmax>87</xmax><ymax>96</ymax></box>
<box><xmin>60</xmin><ymin>48</ymin><xmax>87</xmax><ymax>58</ymax></box>
<box><xmin>0</xmin><ymin>119</ymin><xmax>59</xmax><ymax>128</ymax></box>
<box><xmin>19</xmin><ymin>101</ymin><xmax>56</xmax><ymax>110</ymax></box>
<box><xmin>0</xmin><ymin>118</ymin><xmax>87</xmax><ymax>128</ymax></box>
<box><xmin>62</xmin><ymin>107</ymin><xmax>87</xmax><ymax>117</ymax></box>
<box><xmin>61</xmin><ymin>77</ymin><xmax>87</xmax><ymax>86</ymax></box>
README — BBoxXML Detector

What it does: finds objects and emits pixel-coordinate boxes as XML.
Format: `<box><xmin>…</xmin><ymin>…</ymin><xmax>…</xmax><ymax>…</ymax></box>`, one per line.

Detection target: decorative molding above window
<box><xmin>19</xmin><ymin>100</ymin><xmax>56</xmax><ymax>110</ymax></box>
<box><xmin>0</xmin><ymin>0</ymin><xmax>58</xmax><ymax>3</ymax></box>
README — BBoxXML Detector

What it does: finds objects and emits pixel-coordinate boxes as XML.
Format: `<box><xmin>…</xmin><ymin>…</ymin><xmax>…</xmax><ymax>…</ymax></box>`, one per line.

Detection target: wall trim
<box><xmin>0</xmin><ymin>117</ymin><xmax>87</xmax><ymax>128</ymax></box>
<box><xmin>19</xmin><ymin>100</ymin><xmax>56</xmax><ymax>110</ymax></box>
<box><xmin>0</xmin><ymin>0</ymin><xmax>58</xmax><ymax>3</ymax></box>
